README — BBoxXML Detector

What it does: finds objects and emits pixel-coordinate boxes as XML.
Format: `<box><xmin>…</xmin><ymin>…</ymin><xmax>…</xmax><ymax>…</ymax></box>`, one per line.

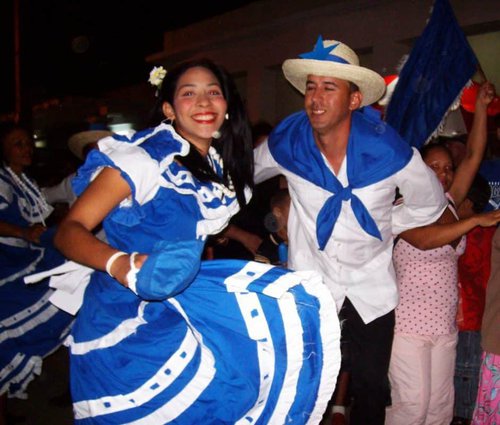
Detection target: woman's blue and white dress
<box><xmin>64</xmin><ymin>124</ymin><xmax>341</xmax><ymax>424</ymax></box>
<box><xmin>0</xmin><ymin>166</ymin><xmax>74</xmax><ymax>398</ymax></box>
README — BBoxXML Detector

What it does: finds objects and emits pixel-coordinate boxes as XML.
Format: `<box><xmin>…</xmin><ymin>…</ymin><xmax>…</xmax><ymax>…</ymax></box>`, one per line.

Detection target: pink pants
<box><xmin>385</xmin><ymin>332</ymin><xmax>457</xmax><ymax>425</ymax></box>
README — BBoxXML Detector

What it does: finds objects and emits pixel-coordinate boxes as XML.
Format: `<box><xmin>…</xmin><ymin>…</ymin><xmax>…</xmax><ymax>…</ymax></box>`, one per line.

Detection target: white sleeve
<box><xmin>97</xmin><ymin>138</ymin><xmax>161</xmax><ymax>205</ymax></box>
<box><xmin>42</xmin><ymin>173</ymin><xmax>77</xmax><ymax>205</ymax></box>
<box><xmin>253</xmin><ymin>139</ymin><xmax>282</xmax><ymax>184</ymax></box>
<box><xmin>392</xmin><ymin>148</ymin><xmax>448</xmax><ymax>235</ymax></box>
<box><xmin>0</xmin><ymin>179</ymin><xmax>13</xmax><ymax>210</ymax></box>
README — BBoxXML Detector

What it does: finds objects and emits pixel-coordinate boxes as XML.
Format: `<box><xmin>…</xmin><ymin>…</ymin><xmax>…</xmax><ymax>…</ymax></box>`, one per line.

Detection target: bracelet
<box><xmin>126</xmin><ymin>252</ymin><xmax>139</xmax><ymax>293</ymax></box>
<box><xmin>129</xmin><ymin>252</ymin><xmax>139</xmax><ymax>273</ymax></box>
<box><xmin>105</xmin><ymin>251</ymin><xmax>128</xmax><ymax>277</ymax></box>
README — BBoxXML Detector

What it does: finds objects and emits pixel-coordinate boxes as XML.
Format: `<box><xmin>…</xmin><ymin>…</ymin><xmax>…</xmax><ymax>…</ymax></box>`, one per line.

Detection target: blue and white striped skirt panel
<box><xmin>68</xmin><ymin>259</ymin><xmax>340</xmax><ymax>424</ymax></box>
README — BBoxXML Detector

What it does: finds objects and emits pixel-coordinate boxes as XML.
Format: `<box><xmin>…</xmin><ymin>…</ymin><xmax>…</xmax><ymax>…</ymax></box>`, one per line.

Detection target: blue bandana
<box><xmin>268</xmin><ymin>107</ymin><xmax>412</xmax><ymax>250</ymax></box>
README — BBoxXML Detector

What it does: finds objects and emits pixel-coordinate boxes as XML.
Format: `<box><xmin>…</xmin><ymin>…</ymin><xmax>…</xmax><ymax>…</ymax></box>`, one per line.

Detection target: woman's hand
<box><xmin>109</xmin><ymin>252</ymin><xmax>148</xmax><ymax>287</ymax></box>
<box><xmin>474</xmin><ymin>209</ymin><xmax>500</xmax><ymax>228</ymax></box>
<box><xmin>23</xmin><ymin>224</ymin><xmax>47</xmax><ymax>243</ymax></box>
<box><xmin>476</xmin><ymin>81</ymin><xmax>496</xmax><ymax>109</ymax></box>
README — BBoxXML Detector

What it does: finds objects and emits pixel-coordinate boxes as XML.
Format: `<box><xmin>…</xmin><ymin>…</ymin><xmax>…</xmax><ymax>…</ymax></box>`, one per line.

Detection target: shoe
<box><xmin>331</xmin><ymin>412</ymin><xmax>346</xmax><ymax>425</ymax></box>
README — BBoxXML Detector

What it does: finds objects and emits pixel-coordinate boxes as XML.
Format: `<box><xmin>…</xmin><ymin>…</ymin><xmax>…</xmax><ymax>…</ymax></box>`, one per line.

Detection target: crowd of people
<box><xmin>0</xmin><ymin>34</ymin><xmax>499</xmax><ymax>425</ymax></box>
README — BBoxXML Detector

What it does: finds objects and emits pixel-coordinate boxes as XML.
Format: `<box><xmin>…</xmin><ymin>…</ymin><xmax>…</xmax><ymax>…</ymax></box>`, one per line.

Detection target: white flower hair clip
<box><xmin>148</xmin><ymin>66</ymin><xmax>167</xmax><ymax>96</ymax></box>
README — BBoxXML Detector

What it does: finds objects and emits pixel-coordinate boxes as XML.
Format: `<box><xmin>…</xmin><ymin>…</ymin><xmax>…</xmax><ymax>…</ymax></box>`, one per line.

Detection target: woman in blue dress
<box><xmin>0</xmin><ymin>123</ymin><xmax>74</xmax><ymax>419</ymax></box>
<box><xmin>54</xmin><ymin>58</ymin><xmax>340</xmax><ymax>424</ymax></box>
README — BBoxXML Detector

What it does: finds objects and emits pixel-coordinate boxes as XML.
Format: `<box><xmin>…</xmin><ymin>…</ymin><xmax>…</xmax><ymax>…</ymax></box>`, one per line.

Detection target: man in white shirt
<box><xmin>254</xmin><ymin>36</ymin><xmax>447</xmax><ymax>425</ymax></box>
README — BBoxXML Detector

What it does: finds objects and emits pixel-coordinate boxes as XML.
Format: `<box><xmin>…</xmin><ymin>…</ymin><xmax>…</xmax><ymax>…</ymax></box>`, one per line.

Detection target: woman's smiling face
<box><xmin>166</xmin><ymin>66</ymin><xmax>227</xmax><ymax>155</ymax></box>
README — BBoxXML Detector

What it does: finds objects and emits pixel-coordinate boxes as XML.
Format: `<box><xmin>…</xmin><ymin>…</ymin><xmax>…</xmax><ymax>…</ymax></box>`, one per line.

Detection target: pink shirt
<box><xmin>393</xmin><ymin>203</ymin><xmax>466</xmax><ymax>335</ymax></box>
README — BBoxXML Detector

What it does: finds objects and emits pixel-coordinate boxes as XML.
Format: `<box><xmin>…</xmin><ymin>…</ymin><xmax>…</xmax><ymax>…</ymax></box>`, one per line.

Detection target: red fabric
<box><xmin>461</xmin><ymin>81</ymin><xmax>500</xmax><ymax>116</ymax></box>
<box><xmin>457</xmin><ymin>226</ymin><xmax>496</xmax><ymax>331</ymax></box>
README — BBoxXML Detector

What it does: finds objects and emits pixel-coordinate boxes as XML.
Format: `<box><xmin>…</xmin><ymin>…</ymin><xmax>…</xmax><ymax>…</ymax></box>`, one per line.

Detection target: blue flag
<box><xmin>385</xmin><ymin>0</ymin><xmax>478</xmax><ymax>148</ymax></box>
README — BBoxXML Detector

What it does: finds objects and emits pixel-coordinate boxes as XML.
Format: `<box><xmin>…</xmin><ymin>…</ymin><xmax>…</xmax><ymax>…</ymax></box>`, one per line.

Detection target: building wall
<box><xmin>146</xmin><ymin>0</ymin><xmax>500</xmax><ymax>126</ymax></box>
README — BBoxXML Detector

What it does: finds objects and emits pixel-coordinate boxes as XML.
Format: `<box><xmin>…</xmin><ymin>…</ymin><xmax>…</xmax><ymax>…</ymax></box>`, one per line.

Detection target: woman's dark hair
<box><xmin>467</xmin><ymin>173</ymin><xmax>491</xmax><ymax>213</ymax></box>
<box><xmin>0</xmin><ymin>122</ymin><xmax>31</xmax><ymax>165</ymax></box>
<box><xmin>419</xmin><ymin>141</ymin><xmax>453</xmax><ymax>163</ymax></box>
<box><xmin>149</xmin><ymin>58</ymin><xmax>254</xmax><ymax>207</ymax></box>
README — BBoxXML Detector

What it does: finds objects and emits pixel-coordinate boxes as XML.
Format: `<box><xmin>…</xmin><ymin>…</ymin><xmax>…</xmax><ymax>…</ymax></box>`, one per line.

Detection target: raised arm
<box><xmin>448</xmin><ymin>82</ymin><xmax>495</xmax><ymax>206</ymax></box>
<box><xmin>399</xmin><ymin>206</ymin><xmax>500</xmax><ymax>250</ymax></box>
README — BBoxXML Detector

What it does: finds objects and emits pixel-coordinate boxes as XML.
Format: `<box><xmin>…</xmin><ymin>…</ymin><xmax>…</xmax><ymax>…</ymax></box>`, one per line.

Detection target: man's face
<box><xmin>303</xmin><ymin>75</ymin><xmax>361</xmax><ymax>134</ymax></box>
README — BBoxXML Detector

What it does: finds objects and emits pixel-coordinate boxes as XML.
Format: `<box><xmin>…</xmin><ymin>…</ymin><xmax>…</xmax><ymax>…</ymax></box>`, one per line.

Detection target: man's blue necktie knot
<box><xmin>339</xmin><ymin>186</ymin><xmax>352</xmax><ymax>201</ymax></box>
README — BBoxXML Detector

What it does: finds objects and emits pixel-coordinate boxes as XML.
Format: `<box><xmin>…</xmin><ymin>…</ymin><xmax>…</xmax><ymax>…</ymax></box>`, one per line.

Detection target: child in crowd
<box><xmin>254</xmin><ymin>187</ymin><xmax>290</xmax><ymax>266</ymax></box>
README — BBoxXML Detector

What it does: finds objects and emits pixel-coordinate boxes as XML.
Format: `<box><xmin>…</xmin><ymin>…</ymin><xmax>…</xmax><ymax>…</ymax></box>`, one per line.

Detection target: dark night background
<box><xmin>0</xmin><ymin>0</ymin><xmax>258</xmax><ymax>116</ymax></box>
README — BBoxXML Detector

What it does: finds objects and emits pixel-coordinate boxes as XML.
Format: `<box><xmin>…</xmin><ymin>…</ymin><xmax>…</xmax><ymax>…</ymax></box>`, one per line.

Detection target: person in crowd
<box><xmin>480</xmin><ymin>157</ymin><xmax>500</xmax><ymax>211</ymax></box>
<box><xmin>471</xmin><ymin>224</ymin><xmax>500</xmax><ymax>425</ymax></box>
<box><xmin>444</xmin><ymin>129</ymin><xmax>497</xmax><ymax>425</ymax></box>
<box><xmin>52</xmin><ymin>58</ymin><xmax>341</xmax><ymax>424</ymax></box>
<box><xmin>452</xmin><ymin>173</ymin><xmax>495</xmax><ymax>425</ymax></box>
<box><xmin>386</xmin><ymin>81</ymin><xmax>499</xmax><ymax>425</ymax></box>
<box><xmin>478</xmin><ymin>114</ymin><xmax>500</xmax><ymax>213</ymax></box>
<box><xmin>254</xmin><ymin>187</ymin><xmax>290</xmax><ymax>266</ymax></box>
<box><xmin>253</xmin><ymin>35</ymin><xmax>448</xmax><ymax>425</ymax></box>
<box><xmin>441</xmin><ymin>135</ymin><xmax>468</xmax><ymax>169</ymax></box>
<box><xmin>0</xmin><ymin>123</ymin><xmax>74</xmax><ymax>423</ymax></box>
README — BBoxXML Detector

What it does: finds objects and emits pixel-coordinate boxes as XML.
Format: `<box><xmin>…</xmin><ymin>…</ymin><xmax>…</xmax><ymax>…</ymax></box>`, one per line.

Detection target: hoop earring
<box><xmin>161</xmin><ymin>118</ymin><xmax>174</xmax><ymax>126</ymax></box>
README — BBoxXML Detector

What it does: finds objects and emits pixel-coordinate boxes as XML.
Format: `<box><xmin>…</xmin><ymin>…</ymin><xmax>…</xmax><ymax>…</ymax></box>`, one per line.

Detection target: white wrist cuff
<box><xmin>126</xmin><ymin>252</ymin><xmax>139</xmax><ymax>294</ymax></box>
<box><xmin>105</xmin><ymin>251</ymin><xmax>127</xmax><ymax>278</ymax></box>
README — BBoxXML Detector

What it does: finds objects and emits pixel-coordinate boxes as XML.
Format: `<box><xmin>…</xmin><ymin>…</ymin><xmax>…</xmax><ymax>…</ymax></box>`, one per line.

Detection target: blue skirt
<box><xmin>0</xmin><ymin>241</ymin><xmax>74</xmax><ymax>398</ymax></box>
<box><xmin>69</xmin><ymin>260</ymin><xmax>340</xmax><ymax>424</ymax></box>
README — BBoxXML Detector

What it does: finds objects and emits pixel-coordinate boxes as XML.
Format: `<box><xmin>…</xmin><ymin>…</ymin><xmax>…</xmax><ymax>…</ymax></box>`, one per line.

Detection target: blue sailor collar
<box><xmin>268</xmin><ymin>107</ymin><xmax>412</xmax><ymax>250</ymax></box>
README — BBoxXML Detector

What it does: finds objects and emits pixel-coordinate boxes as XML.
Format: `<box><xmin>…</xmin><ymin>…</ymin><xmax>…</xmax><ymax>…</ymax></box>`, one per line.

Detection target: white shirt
<box><xmin>42</xmin><ymin>173</ymin><xmax>77</xmax><ymax>206</ymax></box>
<box><xmin>254</xmin><ymin>141</ymin><xmax>447</xmax><ymax>324</ymax></box>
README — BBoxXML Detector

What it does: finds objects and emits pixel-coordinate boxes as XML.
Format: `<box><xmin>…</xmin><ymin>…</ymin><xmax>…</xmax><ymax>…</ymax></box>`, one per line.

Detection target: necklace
<box><xmin>4</xmin><ymin>166</ymin><xmax>53</xmax><ymax>226</ymax></box>
<box><xmin>207</xmin><ymin>147</ymin><xmax>236</xmax><ymax>200</ymax></box>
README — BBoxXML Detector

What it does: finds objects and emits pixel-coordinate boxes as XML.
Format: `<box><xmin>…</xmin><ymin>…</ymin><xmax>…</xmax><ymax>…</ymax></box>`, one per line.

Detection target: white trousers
<box><xmin>385</xmin><ymin>332</ymin><xmax>458</xmax><ymax>425</ymax></box>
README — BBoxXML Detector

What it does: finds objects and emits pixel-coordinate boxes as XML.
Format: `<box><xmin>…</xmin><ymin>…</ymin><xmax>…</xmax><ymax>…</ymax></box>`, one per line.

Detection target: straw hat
<box><xmin>282</xmin><ymin>36</ymin><xmax>386</xmax><ymax>107</ymax></box>
<box><xmin>67</xmin><ymin>130</ymin><xmax>113</xmax><ymax>160</ymax></box>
